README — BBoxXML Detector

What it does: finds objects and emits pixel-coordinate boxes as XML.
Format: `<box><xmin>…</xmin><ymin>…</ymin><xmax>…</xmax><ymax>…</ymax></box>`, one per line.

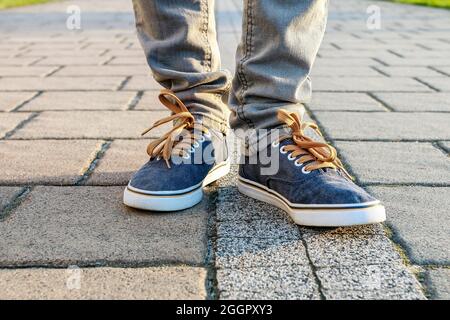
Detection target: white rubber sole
<box><xmin>123</xmin><ymin>161</ymin><xmax>230</xmax><ymax>212</ymax></box>
<box><xmin>237</xmin><ymin>177</ymin><xmax>386</xmax><ymax>227</ymax></box>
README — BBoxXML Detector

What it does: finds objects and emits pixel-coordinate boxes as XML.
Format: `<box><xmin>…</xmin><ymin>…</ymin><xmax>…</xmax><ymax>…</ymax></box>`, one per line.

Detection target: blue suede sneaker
<box><xmin>237</xmin><ymin>109</ymin><xmax>386</xmax><ymax>227</ymax></box>
<box><xmin>123</xmin><ymin>90</ymin><xmax>230</xmax><ymax>211</ymax></box>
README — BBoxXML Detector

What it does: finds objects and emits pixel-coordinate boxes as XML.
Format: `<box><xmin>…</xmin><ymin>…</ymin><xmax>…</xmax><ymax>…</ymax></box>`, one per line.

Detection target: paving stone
<box><xmin>0</xmin><ymin>267</ymin><xmax>207</xmax><ymax>299</ymax></box>
<box><xmin>335</xmin><ymin>141</ymin><xmax>450</xmax><ymax>184</ymax></box>
<box><xmin>314</xmin><ymin>112</ymin><xmax>450</xmax><ymax>140</ymax></box>
<box><xmin>315</xmin><ymin>58</ymin><xmax>380</xmax><ymax>67</ymax></box>
<box><xmin>88</xmin><ymin>139</ymin><xmax>151</xmax><ymax>185</ymax></box>
<box><xmin>0</xmin><ymin>187</ymin><xmax>23</xmax><ymax>213</ymax></box>
<box><xmin>54</xmin><ymin>65</ymin><xmax>150</xmax><ymax>77</ymax></box>
<box><xmin>426</xmin><ymin>268</ymin><xmax>450</xmax><ymax>300</ymax></box>
<box><xmin>0</xmin><ymin>66</ymin><xmax>55</xmax><ymax>77</ymax></box>
<box><xmin>122</xmin><ymin>76</ymin><xmax>160</xmax><ymax>91</ymax></box>
<box><xmin>0</xmin><ymin>140</ymin><xmax>102</xmax><ymax>185</ymax></box>
<box><xmin>20</xmin><ymin>91</ymin><xmax>136</xmax><ymax>111</ymax></box>
<box><xmin>318</xmin><ymin>263</ymin><xmax>425</xmax><ymax>300</ymax></box>
<box><xmin>19</xmin><ymin>49</ymin><xmax>105</xmax><ymax>57</ymax></box>
<box><xmin>373</xmin><ymin>92</ymin><xmax>450</xmax><ymax>111</ymax></box>
<box><xmin>0</xmin><ymin>113</ymin><xmax>31</xmax><ymax>138</ymax></box>
<box><xmin>369</xmin><ymin>186</ymin><xmax>450</xmax><ymax>265</ymax></box>
<box><xmin>0</xmin><ymin>57</ymin><xmax>38</xmax><ymax>66</ymax></box>
<box><xmin>311</xmin><ymin>66</ymin><xmax>382</xmax><ymax>77</ymax></box>
<box><xmin>304</xmin><ymin>232</ymin><xmax>401</xmax><ymax>267</ymax></box>
<box><xmin>0</xmin><ymin>76</ymin><xmax>125</xmax><ymax>91</ymax></box>
<box><xmin>217</xmin><ymin>265</ymin><xmax>320</xmax><ymax>300</ymax></box>
<box><xmin>313</xmin><ymin>77</ymin><xmax>430</xmax><ymax>92</ymax></box>
<box><xmin>418</xmin><ymin>77</ymin><xmax>450</xmax><ymax>91</ymax></box>
<box><xmin>440</xmin><ymin>141</ymin><xmax>450</xmax><ymax>153</ymax></box>
<box><xmin>375</xmin><ymin>66</ymin><xmax>443</xmax><ymax>77</ymax></box>
<box><xmin>307</xmin><ymin>92</ymin><xmax>384</xmax><ymax>111</ymax></box>
<box><xmin>134</xmin><ymin>90</ymin><xmax>167</xmax><ymax>110</ymax></box>
<box><xmin>434</xmin><ymin>66</ymin><xmax>450</xmax><ymax>76</ymax></box>
<box><xmin>217</xmin><ymin>218</ymin><xmax>301</xmax><ymax>240</ymax></box>
<box><xmin>0</xmin><ymin>186</ymin><xmax>209</xmax><ymax>266</ymax></box>
<box><xmin>35</xmin><ymin>56</ymin><xmax>110</xmax><ymax>66</ymax></box>
<box><xmin>216</xmin><ymin>237</ymin><xmax>308</xmax><ymax>269</ymax></box>
<box><xmin>0</xmin><ymin>92</ymin><xmax>36</xmax><ymax>111</ymax></box>
<box><xmin>11</xmin><ymin>111</ymin><xmax>170</xmax><ymax>139</ymax></box>
<box><xmin>107</xmin><ymin>56</ymin><xmax>148</xmax><ymax>66</ymax></box>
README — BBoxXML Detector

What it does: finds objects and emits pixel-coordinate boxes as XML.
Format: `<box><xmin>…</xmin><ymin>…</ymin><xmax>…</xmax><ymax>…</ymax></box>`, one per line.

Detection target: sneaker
<box><xmin>237</xmin><ymin>109</ymin><xmax>386</xmax><ymax>227</ymax></box>
<box><xmin>123</xmin><ymin>90</ymin><xmax>230</xmax><ymax>211</ymax></box>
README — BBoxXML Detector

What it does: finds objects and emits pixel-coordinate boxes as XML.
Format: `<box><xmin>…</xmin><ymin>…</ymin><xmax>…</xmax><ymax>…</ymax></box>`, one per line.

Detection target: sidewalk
<box><xmin>0</xmin><ymin>0</ymin><xmax>449</xmax><ymax>299</ymax></box>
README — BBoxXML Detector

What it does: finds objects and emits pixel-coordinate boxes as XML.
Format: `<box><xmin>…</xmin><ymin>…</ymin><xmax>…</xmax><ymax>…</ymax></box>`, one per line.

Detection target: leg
<box><xmin>230</xmin><ymin>0</ymin><xmax>328</xmax><ymax>144</ymax></box>
<box><xmin>132</xmin><ymin>0</ymin><xmax>231</xmax><ymax>132</ymax></box>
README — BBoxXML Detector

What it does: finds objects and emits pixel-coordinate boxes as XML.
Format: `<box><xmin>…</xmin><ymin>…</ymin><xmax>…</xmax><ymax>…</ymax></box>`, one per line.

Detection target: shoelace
<box><xmin>277</xmin><ymin>109</ymin><xmax>352</xmax><ymax>179</ymax></box>
<box><xmin>141</xmin><ymin>89</ymin><xmax>208</xmax><ymax>168</ymax></box>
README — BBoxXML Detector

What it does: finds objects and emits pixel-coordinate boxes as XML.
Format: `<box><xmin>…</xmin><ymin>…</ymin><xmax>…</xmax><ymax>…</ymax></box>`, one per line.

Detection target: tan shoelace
<box><xmin>141</xmin><ymin>89</ymin><xmax>208</xmax><ymax>168</ymax></box>
<box><xmin>277</xmin><ymin>109</ymin><xmax>352</xmax><ymax>179</ymax></box>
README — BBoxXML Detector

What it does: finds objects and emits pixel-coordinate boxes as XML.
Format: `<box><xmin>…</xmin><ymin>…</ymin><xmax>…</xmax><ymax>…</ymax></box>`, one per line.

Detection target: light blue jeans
<box><xmin>132</xmin><ymin>0</ymin><xmax>328</xmax><ymax>146</ymax></box>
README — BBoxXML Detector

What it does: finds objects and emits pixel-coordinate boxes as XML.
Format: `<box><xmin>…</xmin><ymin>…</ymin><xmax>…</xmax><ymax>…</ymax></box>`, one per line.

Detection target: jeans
<box><xmin>132</xmin><ymin>0</ymin><xmax>328</xmax><ymax>150</ymax></box>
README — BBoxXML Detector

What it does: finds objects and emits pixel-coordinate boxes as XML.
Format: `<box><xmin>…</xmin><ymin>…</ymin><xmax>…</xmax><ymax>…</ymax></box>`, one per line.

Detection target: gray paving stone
<box><xmin>304</xmin><ymin>232</ymin><xmax>402</xmax><ymax>267</ymax></box>
<box><xmin>88</xmin><ymin>139</ymin><xmax>151</xmax><ymax>185</ymax></box>
<box><xmin>0</xmin><ymin>77</ymin><xmax>125</xmax><ymax>91</ymax></box>
<box><xmin>375</xmin><ymin>66</ymin><xmax>443</xmax><ymax>77</ymax></box>
<box><xmin>217</xmin><ymin>265</ymin><xmax>320</xmax><ymax>300</ymax></box>
<box><xmin>0</xmin><ymin>267</ymin><xmax>207</xmax><ymax>299</ymax></box>
<box><xmin>134</xmin><ymin>90</ymin><xmax>167</xmax><ymax>110</ymax></box>
<box><xmin>0</xmin><ymin>113</ymin><xmax>31</xmax><ymax>138</ymax></box>
<box><xmin>0</xmin><ymin>57</ymin><xmax>38</xmax><ymax>66</ymax></box>
<box><xmin>0</xmin><ymin>186</ymin><xmax>209</xmax><ymax>266</ymax></box>
<box><xmin>315</xmin><ymin>58</ymin><xmax>380</xmax><ymax>67</ymax></box>
<box><xmin>0</xmin><ymin>187</ymin><xmax>23</xmax><ymax>213</ymax></box>
<box><xmin>20</xmin><ymin>91</ymin><xmax>136</xmax><ymax>111</ymax></box>
<box><xmin>0</xmin><ymin>92</ymin><xmax>36</xmax><ymax>111</ymax></box>
<box><xmin>0</xmin><ymin>140</ymin><xmax>102</xmax><ymax>185</ymax></box>
<box><xmin>434</xmin><ymin>66</ymin><xmax>450</xmax><ymax>76</ymax></box>
<box><xmin>318</xmin><ymin>263</ymin><xmax>425</xmax><ymax>300</ymax></box>
<box><xmin>11</xmin><ymin>111</ymin><xmax>170</xmax><ymax>139</ymax></box>
<box><xmin>122</xmin><ymin>76</ymin><xmax>160</xmax><ymax>91</ymax></box>
<box><xmin>313</xmin><ymin>77</ymin><xmax>431</xmax><ymax>92</ymax></box>
<box><xmin>311</xmin><ymin>66</ymin><xmax>381</xmax><ymax>77</ymax></box>
<box><xmin>439</xmin><ymin>141</ymin><xmax>450</xmax><ymax>153</ymax></box>
<box><xmin>426</xmin><ymin>268</ymin><xmax>450</xmax><ymax>300</ymax></box>
<box><xmin>369</xmin><ymin>186</ymin><xmax>450</xmax><ymax>265</ymax></box>
<box><xmin>335</xmin><ymin>141</ymin><xmax>450</xmax><ymax>184</ymax></box>
<box><xmin>216</xmin><ymin>237</ymin><xmax>308</xmax><ymax>269</ymax></box>
<box><xmin>217</xmin><ymin>218</ymin><xmax>301</xmax><ymax>240</ymax></box>
<box><xmin>376</xmin><ymin>57</ymin><xmax>450</xmax><ymax>67</ymax></box>
<box><xmin>19</xmin><ymin>49</ymin><xmax>105</xmax><ymax>57</ymax></box>
<box><xmin>107</xmin><ymin>57</ymin><xmax>148</xmax><ymax>66</ymax></box>
<box><xmin>314</xmin><ymin>112</ymin><xmax>450</xmax><ymax>140</ymax></box>
<box><xmin>419</xmin><ymin>77</ymin><xmax>450</xmax><ymax>91</ymax></box>
<box><xmin>35</xmin><ymin>56</ymin><xmax>110</xmax><ymax>66</ymax></box>
<box><xmin>54</xmin><ymin>65</ymin><xmax>150</xmax><ymax>77</ymax></box>
<box><xmin>0</xmin><ymin>66</ymin><xmax>55</xmax><ymax>77</ymax></box>
<box><xmin>307</xmin><ymin>92</ymin><xmax>385</xmax><ymax>111</ymax></box>
<box><xmin>373</xmin><ymin>92</ymin><xmax>450</xmax><ymax>111</ymax></box>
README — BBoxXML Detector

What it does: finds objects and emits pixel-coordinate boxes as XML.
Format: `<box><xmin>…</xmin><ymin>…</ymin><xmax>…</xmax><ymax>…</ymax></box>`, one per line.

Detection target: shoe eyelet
<box><xmin>294</xmin><ymin>160</ymin><xmax>303</xmax><ymax>167</ymax></box>
<box><xmin>183</xmin><ymin>154</ymin><xmax>190</xmax><ymax>159</ymax></box>
<box><xmin>287</xmin><ymin>153</ymin><xmax>296</xmax><ymax>161</ymax></box>
<box><xmin>156</xmin><ymin>156</ymin><xmax>161</xmax><ymax>161</ymax></box>
<box><xmin>199</xmin><ymin>136</ymin><xmax>206</xmax><ymax>143</ymax></box>
<box><xmin>189</xmin><ymin>146</ymin><xmax>195</xmax><ymax>153</ymax></box>
<box><xmin>204</xmin><ymin>132</ymin><xmax>211</xmax><ymax>138</ymax></box>
<box><xmin>301</xmin><ymin>166</ymin><xmax>311</xmax><ymax>174</ymax></box>
<box><xmin>272</xmin><ymin>140</ymin><xmax>279</xmax><ymax>148</ymax></box>
<box><xmin>193</xmin><ymin>141</ymin><xmax>200</xmax><ymax>148</ymax></box>
<box><xmin>280</xmin><ymin>146</ymin><xmax>288</xmax><ymax>154</ymax></box>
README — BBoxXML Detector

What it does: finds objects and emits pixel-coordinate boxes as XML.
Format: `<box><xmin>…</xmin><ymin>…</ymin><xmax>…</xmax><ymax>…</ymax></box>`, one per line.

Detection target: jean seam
<box><xmin>200</xmin><ymin>0</ymin><xmax>212</xmax><ymax>73</ymax></box>
<box><xmin>236</xmin><ymin>0</ymin><xmax>254</xmax><ymax>129</ymax></box>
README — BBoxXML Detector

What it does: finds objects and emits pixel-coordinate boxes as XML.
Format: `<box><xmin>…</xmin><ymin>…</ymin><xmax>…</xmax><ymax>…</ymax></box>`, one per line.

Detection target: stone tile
<box><xmin>0</xmin><ymin>186</ymin><xmax>209</xmax><ymax>265</ymax></box>
<box><xmin>308</xmin><ymin>92</ymin><xmax>385</xmax><ymax>111</ymax></box>
<box><xmin>314</xmin><ymin>112</ymin><xmax>450</xmax><ymax>140</ymax></box>
<box><xmin>0</xmin><ymin>77</ymin><xmax>125</xmax><ymax>91</ymax></box>
<box><xmin>373</xmin><ymin>92</ymin><xmax>450</xmax><ymax>111</ymax></box>
<box><xmin>87</xmin><ymin>139</ymin><xmax>151</xmax><ymax>185</ymax></box>
<box><xmin>318</xmin><ymin>263</ymin><xmax>425</xmax><ymax>300</ymax></box>
<box><xmin>20</xmin><ymin>91</ymin><xmax>136</xmax><ymax>111</ymax></box>
<box><xmin>0</xmin><ymin>66</ymin><xmax>55</xmax><ymax>77</ymax></box>
<box><xmin>376</xmin><ymin>57</ymin><xmax>450</xmax><ymax>67</ymax></box>
<box><xmin>134</xmin><ymin>91</ymin><xmax>167</xmax><ymax>110</ymax></box>
<box><xmin>440</xmin><ymin>141</ymin><xmax>450</xmax><ymax>153</ymax></box>
<box><xmin>0</xmin><ymin>267</ymin><xmax>207</xmax><ymax>299</ymax></box>
<box><xmin>375</xmin><ymin>66</ymin><xmax>443</xmax><ymax>77</ymax></box>
<box><xmin>434</xmin><ymin>66</ymin><xmax>450</xmax><ymax>76</ymax></box>
<box><xmin>315</xmin><ymin>58</ymin><xmax>380</xmax><ymax>67</ymax></box>
<box><xmin>35</xmin><ymin>56</ymin><xmax>110</xmax><ymax>66</ymax></box>
<box><xmin>419</xmin><ymin>77</ymin><xmax>450</xmax><ymax>91</ymax></box>
<box><xmin>0</xmin><ymin>140</ymin><xmax>102</xmax><ymax>185</ymax></box>
<box><xmin>216</xmin><ymin>237</ymin><xmax>308</xmax><ymax>269</ymax></box>
<box><xmin>107</xmin><ymin>56</ymin><xmax>148</xmax><ymax>66</ymax></box>
<box><xmin>54</xmin><ymin>65</ymin><xmax>150</xmax><ymax>77</ymax></box>
<box><xmin>426</xmin><ymin>268</ymin><xmax>450</xmax><ymax>300</ymax></box>
<box><xmin>19</xmin><ymin>49</ymin><xmax>105</xmax><ymax>57</ymax></box>
<box><xmin>217</xmin><ymin>218</ymin><xmax>301</xmax><ymax>240</ymax></box>
<box><xmin>0</xmin><ymin>57</ymin><xmax>38</xmax><ymax>66</ymax></box>
<box><xmin>11</xmin><ymin>111</ymin><xmax>170</xmax><ymax>139</ymax></box>
<box><xmin>0</xmin><ymin>113</ymin><xmax>31</xmax><ymax>138</ymax></box>
<box><xmin>313</xmin><ymin>77</ymin><xmax>430</xmax><ymax>92</ymax></box>
<box><xmin>369</xmin><ymin>186</ymin><xmax>450</xmax><ymax>265</ymax></box>
<box><xmin>0</xmin><ymin>187</ymin><xmax>23</xmax><ymax>212</ymax></box>
<box><xmin>304</xmin><ymin>233</ymin><xmax>401</xmax><ymax>267</ymax></box>
<box><xmin>122</xmin><ymin>76</ymin><xmax>160</xmax><ymax>91</ymax></box>
<box><xmin>217</xmin><ymin>265</ymin><xmax>320</xmax><ymax>300</ymax></box>
<box><xmin>0</xmin><ymin>92</ymin><xmax>36</xmax><ymax>111</ymax></box>
<box><xmin>335</xmin><ymin>141</ymin><xmax>450</xmax><ymax>184</ymax></box>
<box><xmin>311</xmin><ymin>66</ymin><xmax>381</xmax><ymax>77</ymax></box>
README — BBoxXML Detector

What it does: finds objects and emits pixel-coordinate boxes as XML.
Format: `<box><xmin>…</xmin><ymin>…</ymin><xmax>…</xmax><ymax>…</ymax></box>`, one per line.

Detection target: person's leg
<box><xmin>234</xmin><ymin>0</ymin><xmax>386</xmax><ymax>226</ymax></box>
<box><xmin>124</xmin><ymin>0</ymin><xmax>231</xmax><ymax>211</ymax></box>
<box><xmin>133</xmin><ymin>0</ymin><xmax>230</xmax><ymax>132</ymax></box>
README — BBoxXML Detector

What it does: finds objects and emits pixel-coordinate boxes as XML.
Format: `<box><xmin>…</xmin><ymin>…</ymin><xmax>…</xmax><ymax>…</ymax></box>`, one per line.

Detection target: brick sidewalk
<box><xmin>0</xmin><ymin>0</ymin><xmax>449</xmax><ymax>299</ymax></box>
